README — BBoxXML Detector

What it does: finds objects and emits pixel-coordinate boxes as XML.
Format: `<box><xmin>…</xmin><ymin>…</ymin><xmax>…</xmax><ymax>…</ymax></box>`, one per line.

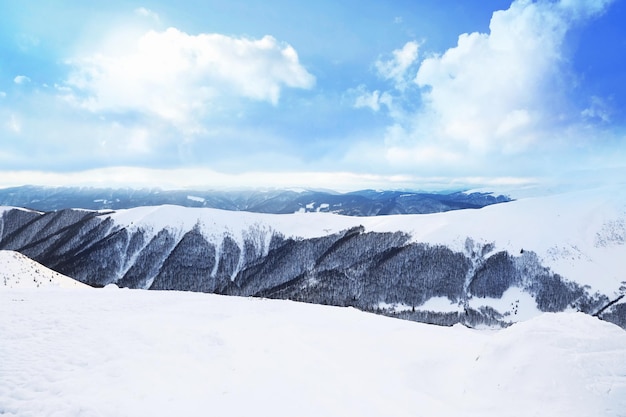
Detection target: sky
<box><xmin>0</xmin><ymin>0</ymin><xmax>625</xmax><ymax>191</ymax></box>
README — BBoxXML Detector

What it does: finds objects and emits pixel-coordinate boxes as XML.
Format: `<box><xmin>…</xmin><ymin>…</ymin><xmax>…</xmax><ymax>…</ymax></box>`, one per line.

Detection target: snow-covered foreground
<box><xmin>1</xmin><ymin>288</ymin><xmax>625</xmax><ymax>417</ymax></box>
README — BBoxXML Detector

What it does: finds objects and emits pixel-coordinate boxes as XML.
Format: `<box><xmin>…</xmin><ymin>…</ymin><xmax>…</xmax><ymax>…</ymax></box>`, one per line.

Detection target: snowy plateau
<box><xmin>1</xmin><ymin>185</ymin><xmax>626</xmax><ymax>416</ymax></box>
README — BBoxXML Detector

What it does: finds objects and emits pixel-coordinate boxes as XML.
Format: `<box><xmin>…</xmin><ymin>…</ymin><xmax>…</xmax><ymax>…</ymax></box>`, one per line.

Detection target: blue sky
<box><xmin>0</xmin><ymin>0</ymin><xmax>625</xmax><ymax>191</ymax></box>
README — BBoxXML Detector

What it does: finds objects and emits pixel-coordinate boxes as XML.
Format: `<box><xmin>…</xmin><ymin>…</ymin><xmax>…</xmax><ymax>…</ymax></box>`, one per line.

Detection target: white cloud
<box><xmin>6</xmin><ymin>114</ymin><xmax>21</xmax><ymax>133</ymax></box>
<box><xmin>367</xmin><ymin>0</ymin><xmax>615</xmax><ymax>170</ymax></box>
<box><xmin>354</xmin><ymin>89</ymin><xmax>382</xmax><ymax>111</ymax></box>
<box><xmin>97</xmin><ymin>124</ymin><xmax>154</xmax><ymax>155</ymax></box>
<box><xmin>581</xmin><ymin>96</ymin><xmax>611</xmax><ymax>122</ymax></box>
<box><xmin>64</xmin><ymin>28</ymin><xmax>315</xmax><ymax>130</ymax></box>
<box><xmin>556</xmin><ymin>0</ymin><xmax>613</xmax><ymax>18</ymax></box>
<box><xmin>126</xmin><ymin>128</ymin><xmax>152</xmax><ymax>154</ymax></box>
<box><xmin>351</xmin><ymin>85</ymin><xmax>396</xmax><ymax>115</ymax></box>
<box><xmin>386</xmin><ymin>143</ymin><xmax>462</xmax><ymax>166</ymax></box>
<box><xmin>13</xmin><ymin>75</ymin><xmax>31</xmax><ymax>85</ymax></box>
<box><xmin>375</xmin><ymin>41</ymin><xmax>419</xmax><ymax>91</ymax></box>
<box><xmin>0</xmin><ymin>91</ymin><xmax>6</xmax><ymax>98</ymax></box>
<box><xmin>410</xmin><ymin>0</ymin><xmax>614</xmax><ymax>154</ymax></box>
<box><xmin>135</xmin><ymin>7</ymin><xmax>160</xmax><ymax>22</ymax></box>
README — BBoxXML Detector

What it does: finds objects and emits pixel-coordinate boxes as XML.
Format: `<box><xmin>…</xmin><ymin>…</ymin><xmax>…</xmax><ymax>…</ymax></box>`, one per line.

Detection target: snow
<box><xmin>0</xmin><ymin>250</ymin><xmax>90</xmax><ymax>289</ymax></box>
<box><xmin>377</xmin><ymin>301</ymin><xmax>415</xmax><ymax>312</ymax></box>
<box><xmin>379</xmin><ymin>297</ymin><xmax>465</xmax><ymax>314</ymax></box>
<box><xmin>0</xmin><ymin>206</ymin><xmax>38</xmax><ymax>216</ymax></box>
<box><xmin>469</xmin><ymin>287</ymin><xmax>543</xmax><ymax>323</ymax></box>
<box><xmin>108</xmin><ymin>204</ymin><xmax>357</xmax><ymax>244</ymax></box>
<box><xmin>418</xmin><ymin>296</ymin><xmax>464</xmax><ymax>313</ymax></box>
<box><xmin>187</xmin><ymin>195</ymin><xmax>205</xmax><ymax>203</ymax></box>
<box><xmin>1</xmin><ymin>288</ymin><xmax>625</xmax><ymax>417</ymax></box>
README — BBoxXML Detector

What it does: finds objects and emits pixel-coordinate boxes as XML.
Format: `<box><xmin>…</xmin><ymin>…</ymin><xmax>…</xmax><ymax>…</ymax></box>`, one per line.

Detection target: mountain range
<box><xmin>1</xmin><ymin>185</ymin><xmax>624</xmax><ymax>329</ymax></box>
<box><xmin>0</xmin><ymin>185</ymin><xmax>510</xmax><ymax>215</ymax></box>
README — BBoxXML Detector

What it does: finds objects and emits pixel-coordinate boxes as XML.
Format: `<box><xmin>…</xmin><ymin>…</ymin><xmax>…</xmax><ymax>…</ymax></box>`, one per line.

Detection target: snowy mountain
<box><xmin>0</xmin><ymin>185</ymin><xmax>624</xmax><ymax>329</ymax></box>
<box><xmin>0</xmin><ymin>250</ymin><xmax>90</xmax><ymax>289</ymax></box>
<box><xmin>0</xmin><ymin>185</ymin><xmax>509</xmax><ymax>215</ymax></box>
<box><xmin>1</xmin><ymin>288</ymin><xmax>625</xmax><ymax>417</ymax></box>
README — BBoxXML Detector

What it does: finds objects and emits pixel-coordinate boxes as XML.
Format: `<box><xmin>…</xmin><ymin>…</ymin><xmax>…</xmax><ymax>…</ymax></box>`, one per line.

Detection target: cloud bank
<box><xmin>0</xmin><ymin>166</ymin><xmax>540</xmax><ymax>192</ymax></box>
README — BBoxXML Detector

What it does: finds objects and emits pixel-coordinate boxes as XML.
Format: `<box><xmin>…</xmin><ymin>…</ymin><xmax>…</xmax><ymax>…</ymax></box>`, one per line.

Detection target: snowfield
<box><xmin>1</xmin><ymin>287</ymin><xmax>625</xmax><ymax>417</ymax></box>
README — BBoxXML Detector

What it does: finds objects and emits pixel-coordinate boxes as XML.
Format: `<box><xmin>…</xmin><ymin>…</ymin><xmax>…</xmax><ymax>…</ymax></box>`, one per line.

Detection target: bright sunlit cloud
<box><xmin>352</xmin><ymin>0</ymin><xmax>621</xmax><ymax>178</ymax></box>
<box><xmin>63</xmin><ymin>27</ymin><xmax>315</xmax><ymax>132</ymax></box>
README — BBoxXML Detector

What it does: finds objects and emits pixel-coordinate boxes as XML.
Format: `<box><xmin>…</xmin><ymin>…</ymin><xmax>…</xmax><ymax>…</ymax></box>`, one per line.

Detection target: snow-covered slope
<box><xmin>0</xmin><ymin>288</ymin><xmax>624</xmax><ymax>417</ymax></box>
<box><xmin>382</xmin><ymin>185</ymin><xmax>626</xmax><ymax>295</ymax></box>
<box><xmin>0</xmin><ymin>250</ymin><xmax>90</xmax><ymax>289</ymax></box>
<box><xmin>109</xmin><ymin>185</ymin><xmax>626</xmax><ymax>294</ymax></box>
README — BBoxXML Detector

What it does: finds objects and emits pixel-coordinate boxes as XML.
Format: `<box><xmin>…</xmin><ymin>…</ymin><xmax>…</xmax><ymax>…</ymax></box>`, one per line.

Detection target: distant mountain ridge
<box><xmin>0</xmin><ymin>185</ymin><xmax>510</xmax><ymax>215</ymax></box>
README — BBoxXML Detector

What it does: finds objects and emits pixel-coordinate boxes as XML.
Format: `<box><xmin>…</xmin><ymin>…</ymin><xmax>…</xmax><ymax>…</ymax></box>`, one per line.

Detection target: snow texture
<box><xmin>1</xmin><ymin>288</ymin><xmax>625</xmax><ymax>417</ymax></box>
